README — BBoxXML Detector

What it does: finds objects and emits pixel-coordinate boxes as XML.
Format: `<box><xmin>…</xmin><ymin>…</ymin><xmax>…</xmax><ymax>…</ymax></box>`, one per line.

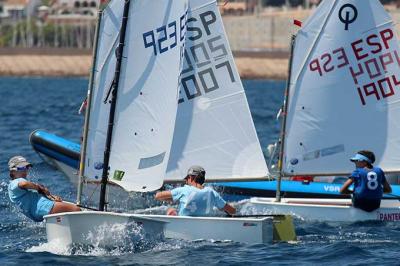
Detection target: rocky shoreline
<box><xmin>0</xmin><ymin>51</ymin><xmax>288</xmax><ymax>80</ymax></box>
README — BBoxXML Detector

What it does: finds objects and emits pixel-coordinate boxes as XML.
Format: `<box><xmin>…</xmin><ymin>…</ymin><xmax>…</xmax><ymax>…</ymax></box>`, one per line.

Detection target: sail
<box><xmin>84</xmin><ymin>0</ymin><xmax>124</xmax><ymax>183</ymax></box>
<box><xmin>85</xmin><ymin>0</ymin><xmax>189</xmax><ymax>192</ymax></box>
<box><xmin>284</xmin><ymin>0</ymin><xmax>400</xmax><ymax>175</ymax></box>
<box><xmin>165</xmin><ymin>0</ymin><xmax>269</xmax><ymax>181</ymax></box>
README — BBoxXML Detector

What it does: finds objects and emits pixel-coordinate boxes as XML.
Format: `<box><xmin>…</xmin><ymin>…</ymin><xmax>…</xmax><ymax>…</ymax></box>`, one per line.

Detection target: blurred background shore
<box><xmin>0</xmin><ymin>48</ymin><xmax>289</xmax><ymax>79</ymax></box>
<box><xmin>0</xmin><ymin>0</ymin><xmax>399</xmax><ymax>79</ymax></box>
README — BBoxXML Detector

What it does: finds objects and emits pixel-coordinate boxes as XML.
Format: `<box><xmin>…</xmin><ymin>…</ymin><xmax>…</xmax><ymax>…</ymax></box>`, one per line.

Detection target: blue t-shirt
<box><xmin>350</xmin><ymin>167</ymin><xmax>386</xmax><ymax>200</ymax></box>
<box><xmin>8</xmin><ymin>178</ymin><xmax>55</xmax><ymax>222</ymax></box>
<box><xmin>171</xmin><ymin>185</ymin><xmax>227</xmax><ymax>216</ymax></box>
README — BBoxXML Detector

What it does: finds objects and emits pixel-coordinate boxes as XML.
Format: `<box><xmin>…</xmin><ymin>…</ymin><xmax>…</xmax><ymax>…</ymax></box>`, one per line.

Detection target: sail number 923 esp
<box><xmin>142</xmin><ymin>11</ymin><xmax>188</xmax><ymax>56</ymax></box>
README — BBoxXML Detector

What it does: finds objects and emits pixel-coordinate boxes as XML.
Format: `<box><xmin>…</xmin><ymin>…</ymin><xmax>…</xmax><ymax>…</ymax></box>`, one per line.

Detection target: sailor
<box><xmin>155</xmin><ymin>165</ymin><xmax>236</xmax><ymax>216</ymax></box>
<box><xmin>7</xmin><ymin>156</ymin><xmax>81</xmax><ymax>222</ymax></box>
<box><xmin>340</xmin><ymin>150</ymin><xmax>392</xmax><ymax>212</ymax></box>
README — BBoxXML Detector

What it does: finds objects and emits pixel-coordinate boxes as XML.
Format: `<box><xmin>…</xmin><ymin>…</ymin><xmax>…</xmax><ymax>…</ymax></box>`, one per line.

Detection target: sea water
<box><xmin>0</xmin><ymin>77</ymin><xmax>399</xmax><ymax>265</ymax></box>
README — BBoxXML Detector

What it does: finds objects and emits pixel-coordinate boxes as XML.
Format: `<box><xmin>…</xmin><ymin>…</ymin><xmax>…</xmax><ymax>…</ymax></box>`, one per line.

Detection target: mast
<box><xmin>77</xmin><ymin>9</ymin><xmax>103</xmax><ymax>205</ymax></box>
<box><xmin>275</xmin><ymin>1</ymin><xmax>338</xmax><ymax>201</ymax></box>
<box><xmin>276</xmin><ymin>34</ymin><xmax>296</xmax><ymax>202</ymax></box>
<box><xmin>99</xmin><ymin>0</ymin><xmax>131</xmax><ymax>211</ymax></box>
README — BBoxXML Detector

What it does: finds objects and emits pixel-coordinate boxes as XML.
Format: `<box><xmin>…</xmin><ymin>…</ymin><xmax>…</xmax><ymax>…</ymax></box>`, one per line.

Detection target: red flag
<box><xmin>293</xmin><ymin>19</ymin><xmax>302</xmax><ymax>27</ymax></box>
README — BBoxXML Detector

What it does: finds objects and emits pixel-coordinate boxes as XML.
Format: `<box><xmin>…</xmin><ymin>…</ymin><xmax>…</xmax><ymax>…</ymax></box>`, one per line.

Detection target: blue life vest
<box><xmin>351</xmin><ymin>167</ymin><xmax>386</xmax><ymax>200</ymax></box>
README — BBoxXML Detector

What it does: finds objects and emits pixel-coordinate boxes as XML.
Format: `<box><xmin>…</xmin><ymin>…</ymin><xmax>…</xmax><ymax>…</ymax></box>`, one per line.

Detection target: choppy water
<box><xmin>1</xmin><ymin>77</ymin><xmax>399</xmax><ymax>265</ymax></box>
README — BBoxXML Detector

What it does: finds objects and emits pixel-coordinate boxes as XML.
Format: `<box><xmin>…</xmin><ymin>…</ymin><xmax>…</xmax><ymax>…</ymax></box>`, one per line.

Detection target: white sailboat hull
<box><xmin>137</xmin><ymin>215</ymin><xmax>274</xmax><ymax>243</ymax></box>
<box><xmin>45</xmin><ymin>211</ymin><xmax>295</xmax><ymax>247</ymax></box>
<box><xmin>45</xmin><ymin>212</ymin><xmax>165</xmax><ymax>248</ymax></box>
<box><xmin>246</xmin><ymin>198</ymin><xmax>400</xmax><ymax>222</ymax></box>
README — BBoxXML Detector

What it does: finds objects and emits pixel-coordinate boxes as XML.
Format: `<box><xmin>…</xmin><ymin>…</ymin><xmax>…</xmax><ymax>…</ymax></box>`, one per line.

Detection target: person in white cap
<box><xmin>7</xmin><ymin>156</ymin><xmax>81</xmax><ymax>222</ymax></box>
<box><xmin>340</xmin><ymin>150</ymin><xmax>392</xmax><ymax>212</ymax></box>
<box><xmin>155</xmin><ymin>165</ymin><xmax>236</xmax><ymax>216</ymax></box>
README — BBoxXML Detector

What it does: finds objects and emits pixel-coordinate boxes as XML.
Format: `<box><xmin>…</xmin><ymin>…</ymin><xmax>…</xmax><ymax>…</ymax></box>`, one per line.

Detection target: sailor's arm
<box><xmin>18</xmin><ymin>180</ymin><xmax>62</xmax><ymax>201</ymax></box>
<box><xmin>383</xmin><ymin>180</ymin><xmax>392</xmax><ymax>193</ymax></box>
<box><xmin>222</xmin><ymin>203</ymin><xmax>236</xmax><ymax>215</ymax></box>
<box><xmin>18</xmin><ymin>181</ymin><xmax>49</xmax><ymax>195</ymax></box>
<box><xmin>213</xmin><ymin>189</ymin><xmax>236</xmax><ymax>215</ymax></box>
<box><xmin>340</xmin><ymin>179</ymin><xmax>354</xmax><ymax>194</ymax></box>
<box><xmin>155</xmin><ymin>191</ymin><xmax>173</xmax><ymax>202</ymax></box>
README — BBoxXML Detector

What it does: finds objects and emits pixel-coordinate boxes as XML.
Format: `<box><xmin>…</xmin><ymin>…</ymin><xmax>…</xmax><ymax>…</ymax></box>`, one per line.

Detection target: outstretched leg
<box><xmin>50</xmin><ymin>201</ymin><xmax>81</xmax><ymax>214</ymax></box>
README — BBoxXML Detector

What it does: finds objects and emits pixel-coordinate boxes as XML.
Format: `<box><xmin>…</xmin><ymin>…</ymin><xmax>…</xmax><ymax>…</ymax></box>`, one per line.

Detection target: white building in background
<box><xmin>0</xmin><ymin>0</ymin><xmax>7</xmax><ymax>21</ymax></box>
<box><xmin>49</xmin><ymin>0</ymin><xmax>102</xmax><ymax>17</ymax></box>
<box><xmin>0</xmin><ymin>0</ymin><xmax>41</xmax><ymax>23</ymax></box>
<box><xmin>2</xmin><ymin>0</ymin><xmax>26</xmax><ymax>22</ymax></box>
<box><xmin>41</xmin><ymin>0</ymin><xmax>97</xmax><ymax>27</ymax></box>
<box><xmin>43</xmin><ymin>0</ymin><xmax>107</xmax><ymax>49</ymax></box>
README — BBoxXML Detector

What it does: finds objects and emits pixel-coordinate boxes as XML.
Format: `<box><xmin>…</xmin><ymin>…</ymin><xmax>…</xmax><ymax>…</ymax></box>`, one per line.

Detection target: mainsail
<box><xmin>84</xmin><ymin>0</ymin><xmax>189</xmax><ymax>192</ymax></box>
<box><xmin>283</xmin><ymin>0</ymin><xmax>400</xmax><ymax>176</ymax></box>
<box><xmin>83</xmin><ymin>0</ymin><xmax>268</xmax><ymax>193</ymax></box>
<box><xmin>84</xmin><ymin>0</ymin><xmax>123</xmax><ymax>185</ymax></box>
<box><xmin>166</xmin><ymin>0</ymin><xmax>269</xmax><ymax>181</ymax></box>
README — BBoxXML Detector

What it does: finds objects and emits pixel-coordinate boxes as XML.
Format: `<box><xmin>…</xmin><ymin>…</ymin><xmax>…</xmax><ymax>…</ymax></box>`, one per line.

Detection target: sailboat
<box><xmin>30</xmin><ymin>129</ymin><xmax>400</xmax><ymax>202</ymax></box>
<box><xmin>32</xmin><ymin>0</ymin><xmax>400</xmax><ymax>202</ymax></box>
<box><xmin>246</xmin><ymin>0</ymin><xmax>400</xmax><ymax>222</ymax></box>
<box><xmin>44</xmin><ymin>0</ymin><xmax>296</xmax><ymax>247</ymax></box>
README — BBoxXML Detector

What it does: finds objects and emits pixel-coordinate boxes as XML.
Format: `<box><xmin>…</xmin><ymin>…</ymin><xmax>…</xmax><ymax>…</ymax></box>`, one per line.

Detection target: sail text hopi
<box><xmin>308</xmin><ymin>27</ymin><xmax>400</xmax><ymax>106</ymax></box>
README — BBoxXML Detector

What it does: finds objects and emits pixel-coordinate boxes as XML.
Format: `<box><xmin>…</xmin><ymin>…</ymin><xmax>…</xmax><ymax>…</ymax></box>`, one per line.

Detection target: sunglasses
<box><xmin>15</xmin><ymin>166</ymin><xmax>30</xmax><ymax>171</ymax></box>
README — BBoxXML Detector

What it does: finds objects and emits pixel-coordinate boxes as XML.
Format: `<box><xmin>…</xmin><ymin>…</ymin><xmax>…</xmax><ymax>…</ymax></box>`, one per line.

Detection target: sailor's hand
<box><xmin>47</xmin><ymin>194</ymin><xmax>62</xmax><ymax>202</ymax></box>
<box><xmin>52</xmin><ymin>195</ymin><xmax>63</xmax><ymax>202</ymax></box>
<box><xmin>37</xmin><ymin>184</ymin><xmax>50</xmax><ymax>196</ymax></box>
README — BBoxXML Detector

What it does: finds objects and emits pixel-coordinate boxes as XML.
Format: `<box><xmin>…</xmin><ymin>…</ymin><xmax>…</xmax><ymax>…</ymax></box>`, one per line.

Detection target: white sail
<box><xmin>284</xmin><ymin>0</ymin><xmax>400</xmax><ymax>176</ymax></box>
<box><xmin>108</xmin><ymin>0</ymin><xmax>189</xmax><ymax>192</ymax></box>
<box><xmin>85</xmin><ymin>0</ymin><xmax>189</xmax><ymax>192</ymax></box>
<box><xmin>165</xmin><ymin>0</ymin><xmax>269</xmax><ymax>181</ymax></box>
<box><xmin>84</xmin><ymin>0</ymin><xmax>124</xmax><ymax>182</ymax></box>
